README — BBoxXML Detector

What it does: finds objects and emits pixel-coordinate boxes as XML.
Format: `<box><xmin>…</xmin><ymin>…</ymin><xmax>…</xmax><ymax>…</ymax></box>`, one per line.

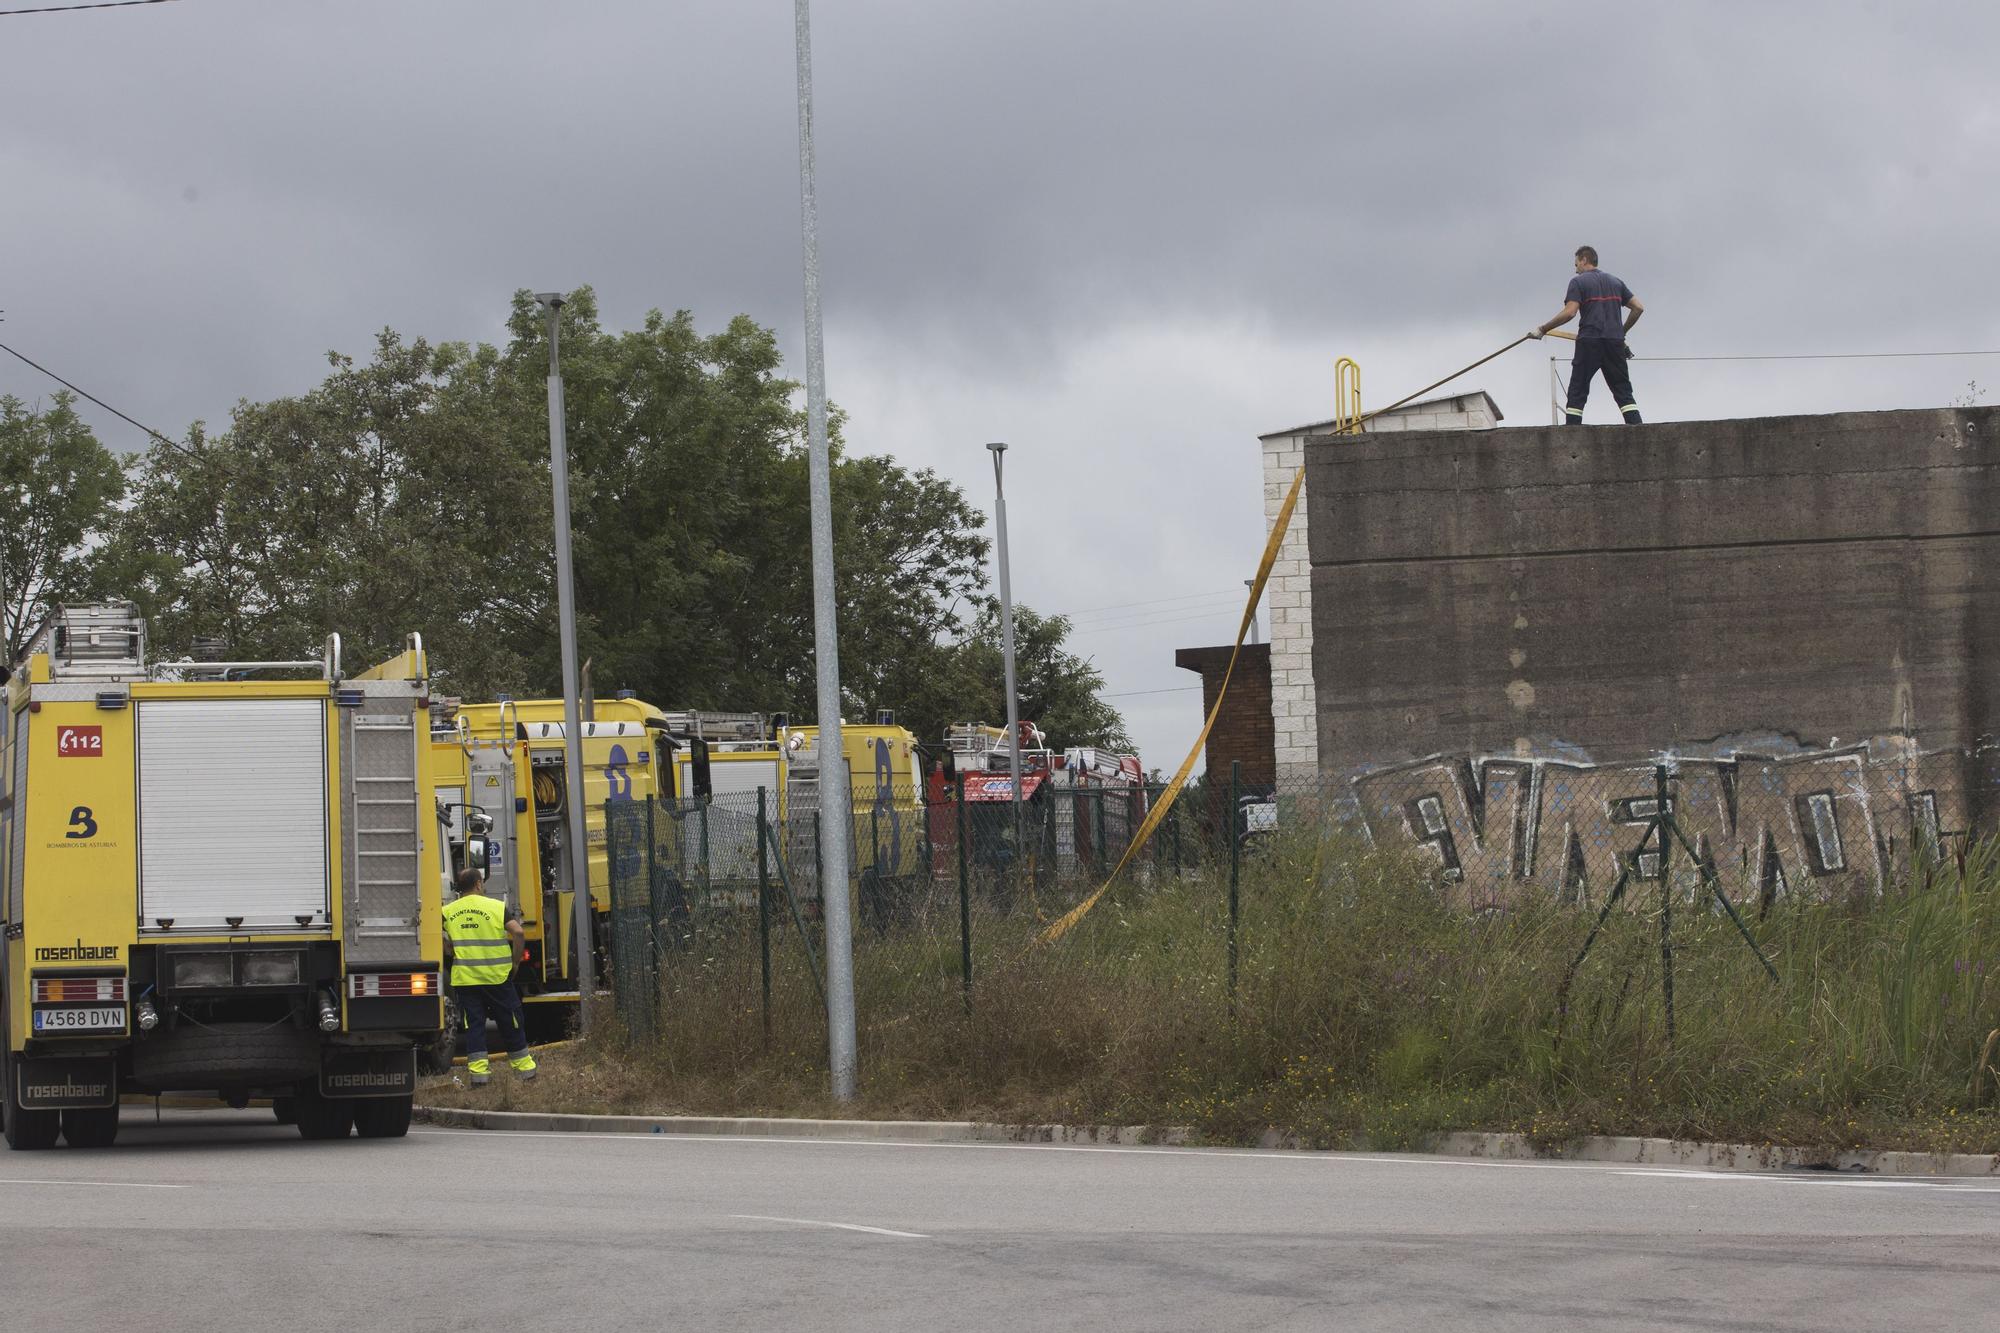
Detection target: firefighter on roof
<box><xmin>1530</xmin><ymin>245</ymin><xmax>1646</xmax><ymax>425</ymax></box>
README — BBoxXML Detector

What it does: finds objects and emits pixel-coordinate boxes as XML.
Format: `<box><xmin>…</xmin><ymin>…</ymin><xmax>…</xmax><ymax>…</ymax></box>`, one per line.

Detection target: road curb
<box><xmin>1421</xmin><ymin>1131</ymin><xmax>2000</xmax><ymax>1177</ymax></box>
<box><xmin>413</xmin><ymin>1105</ymin><xmax>1187</xmax><ymax>1146</ymax></box>
<box><xmin>412</xmin><ymin>1105</ymin><xmax>2000</xmax><ymax>1175</ymax></box>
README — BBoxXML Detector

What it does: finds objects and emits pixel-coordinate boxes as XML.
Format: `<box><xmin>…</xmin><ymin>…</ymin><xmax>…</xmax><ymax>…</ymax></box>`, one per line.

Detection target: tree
<box><xmin>507</xmin><ymin>291</ymin><xmax>991</xmax><ymax>721</ymax></box>
<box><xmin>106</xmin><ymin>292</ymin><xmax>1126</xmax><ymax>751</ymax></box>
<box><xmin>107</xmin><ymin>332</ymin><xmax>551</xmax><ymax>695</ymax></box>
<box><xmin>903</xmin><ymin>604</ymin><xmax>1132</xmax><ymax>753</ymax></box>
<box><xmin>0</xmin><ymin>393</ymin><xmax>126</xmax><ymax>658</ymax></box>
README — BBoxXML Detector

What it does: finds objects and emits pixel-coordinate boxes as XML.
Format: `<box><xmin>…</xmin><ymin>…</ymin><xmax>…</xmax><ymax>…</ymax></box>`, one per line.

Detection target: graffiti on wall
<box><xmin>1352</xmin><ymin>740</ymin><xmax>1992</xmax><ymax>906</ymax></box>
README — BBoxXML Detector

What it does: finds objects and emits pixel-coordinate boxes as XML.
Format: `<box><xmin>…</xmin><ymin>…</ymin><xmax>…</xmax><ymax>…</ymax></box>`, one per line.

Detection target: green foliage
<box><xmin>460</xmin><ymin>820</ymin><xmax>2000</xmax><ymax>1157</ymax></box>
<box><xmin>899</xmin><ymin>604</ymin><xmax>1133</xmax><ymax>751</ymax></box>
<box><xmin>76</xmin><ymin>290</ymin><xmax>1126</xmax><ymax>744</ymax></box>
<box><xmin>0</xmin><ymin>393</ymin><xmax>127</xmax><ymax>657</ymax></box>
<box><xmin>105</xmin><ymin>332</ymin><xmax>549</xmax><ymax>695</ymax></box>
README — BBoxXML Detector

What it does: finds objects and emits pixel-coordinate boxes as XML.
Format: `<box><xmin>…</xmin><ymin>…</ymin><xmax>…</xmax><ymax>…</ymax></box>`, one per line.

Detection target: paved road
<box><xmin>1</xmin><ymin>1109</ymin><xmax>1996</xmax><ymax>1331</ymax></box>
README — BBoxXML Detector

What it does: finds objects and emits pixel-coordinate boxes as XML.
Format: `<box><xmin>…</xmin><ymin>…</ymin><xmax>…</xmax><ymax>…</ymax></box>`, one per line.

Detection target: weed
<box><xmin>426</xmin><ymin>822</ymin><xmax>2000</xmax><ymax>1155</ymax></box>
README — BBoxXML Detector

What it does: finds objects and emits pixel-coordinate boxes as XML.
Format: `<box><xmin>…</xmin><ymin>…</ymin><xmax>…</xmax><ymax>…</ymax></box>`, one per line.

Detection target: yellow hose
<box><xmin>1039</xmin><ymin>334</ymin><xmax>1540</xmax><ymax>944</ymax></box>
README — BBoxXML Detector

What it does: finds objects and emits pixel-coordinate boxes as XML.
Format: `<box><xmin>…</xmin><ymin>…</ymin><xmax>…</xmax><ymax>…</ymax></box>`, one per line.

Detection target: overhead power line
<box><xmin>1071</xmin><ymin>606</ymin><xmax>1247</xmax><ymax>637</ymax></box>
<box><xmin>1067</xmin><ymin>598</ymin><xmax>1246</xmax><ymax>630</ymax></box>
<box><xmin>1</xmin><ymin>0</ymin><xmax>178</xmax><ymax>15</ymax></box>
<box><xmin>0</xmin><ymin>339</ymin><xmax>187</xmax><ymax>453</ymax></box>
<box><xmin>1100</xmin><ymin>684</ymin><xmax>1202</xmax><ymax>700</ymax></box>
<box><xmin>1632</xmin><ymin>348</ymin><xmax>2000</xmax><ymax>364</ymax></box>
<box><xmin>1066</xmin><ymin>586</ymin><xmax>1246</xmax><ymax>618</ymax></box>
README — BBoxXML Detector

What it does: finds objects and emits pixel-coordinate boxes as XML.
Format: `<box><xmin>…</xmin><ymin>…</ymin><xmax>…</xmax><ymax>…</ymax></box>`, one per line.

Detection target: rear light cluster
<box><xmin>34</xmin><ymin>976</ymin><xmax>126</xmax><ymax>1003</ymax></box>
<box><xmin>347</xmin><ymin>971</ymin><xmax>438</xmax><ymax>999</ymax></box>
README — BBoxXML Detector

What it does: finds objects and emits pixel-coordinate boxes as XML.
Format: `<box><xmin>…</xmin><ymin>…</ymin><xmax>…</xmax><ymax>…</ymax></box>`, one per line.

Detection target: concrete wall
<box><xmin>1259</xmin><ymin>391</ymin><xmax>1499</xmax><ymax>786</ymax></box>
<box><xmin>1306</xmin><ymin>407</ymin><xmax>2000</xmax><ymax>890</ymax></box>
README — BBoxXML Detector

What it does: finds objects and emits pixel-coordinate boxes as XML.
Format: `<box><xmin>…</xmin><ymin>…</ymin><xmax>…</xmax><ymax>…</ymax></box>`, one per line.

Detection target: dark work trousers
<box><xmin>456</xmin><ymin>980</ymin><xmax>529</xmax><ymax>1060</ymax></box>
<box><xmin>1565</xmin><ymin>338</ymin><xmax>1642</xmax><ymax>424</ymax></box>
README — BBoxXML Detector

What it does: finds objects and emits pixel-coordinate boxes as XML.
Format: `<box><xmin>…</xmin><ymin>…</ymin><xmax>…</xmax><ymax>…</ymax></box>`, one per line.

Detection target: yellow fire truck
<box><xmin>432</xmin><ymin>695</ymin><xmax>681</xmax><ymax>1037</ymax></box>
<box><xmin>431</xmin><ymin>699</ymin><xmax>926</xmax><ymax>1020</ymax></box>
<box><xmin>649</xmin><ymin>710</ymin><xmax>926</xmax><ymax>924</ymax></box>
<box><xmin>0</xmin><ymin>604</ymin><xmax>446</xmax><ymax>1149</ymax></box>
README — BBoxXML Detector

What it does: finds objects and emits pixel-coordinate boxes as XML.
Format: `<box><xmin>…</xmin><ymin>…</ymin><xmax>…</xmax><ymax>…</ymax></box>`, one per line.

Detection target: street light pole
<box><xmin>793</xmin><ymin>0</ymin><xmax>857</xmax><ymax>1101</ymax></box>
<box><xmin>536</xmin><ymin>291</ymin><xmax>595</xmax><ymax>1032</ymax></box>
<box><xmin>988</xmin><ymin>442</ymin><xmax>1023</xmax><ymax>858</ymax></box>
<box><xmin>1245</xmin><ymin>578</ymin><xmax>1259</xmax><ymax>644</ymax></box>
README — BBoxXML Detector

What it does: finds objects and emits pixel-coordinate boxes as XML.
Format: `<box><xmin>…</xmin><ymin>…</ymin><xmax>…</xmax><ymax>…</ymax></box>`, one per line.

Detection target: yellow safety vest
<box><xmin>443</xmin><ymin>892</ymin><xmax>515</xmax><ymax>987</ymax></box>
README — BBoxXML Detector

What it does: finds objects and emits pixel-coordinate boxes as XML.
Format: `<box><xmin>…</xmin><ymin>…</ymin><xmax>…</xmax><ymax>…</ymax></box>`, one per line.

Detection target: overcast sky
<box><xmin>5</xmin><ymin>1</ymin><xmax>1997</xmax><ymax>768</ymax></box>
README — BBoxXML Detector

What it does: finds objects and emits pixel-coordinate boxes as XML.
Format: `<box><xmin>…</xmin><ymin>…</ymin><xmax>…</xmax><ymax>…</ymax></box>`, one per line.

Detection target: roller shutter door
<box><xmin>139</xmin><ymin>698</ymin><xmax>329</xmax><ymax>932</ymax></box>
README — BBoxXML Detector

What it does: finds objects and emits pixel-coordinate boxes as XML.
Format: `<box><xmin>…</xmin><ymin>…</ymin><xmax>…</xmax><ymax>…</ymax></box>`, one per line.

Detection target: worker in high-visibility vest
<box><xmin>442</xmin><ymin>868</ymin><xmax>537</xmax><ymax>1086</ymax></box>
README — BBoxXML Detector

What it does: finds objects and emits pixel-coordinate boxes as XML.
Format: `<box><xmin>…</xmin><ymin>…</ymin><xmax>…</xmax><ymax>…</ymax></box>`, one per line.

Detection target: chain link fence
<box><xmin>598</xmin><ymin>747</ymin><xmax>2000</xmax><ymax>1045</ymax></box>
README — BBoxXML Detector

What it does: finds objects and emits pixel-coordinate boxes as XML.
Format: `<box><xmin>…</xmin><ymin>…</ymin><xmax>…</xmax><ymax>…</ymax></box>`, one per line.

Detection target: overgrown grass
<box><xmin>426</xmin><ymin>827</ymin><xmax>2000</xmax><ymax>1155</ymax></box>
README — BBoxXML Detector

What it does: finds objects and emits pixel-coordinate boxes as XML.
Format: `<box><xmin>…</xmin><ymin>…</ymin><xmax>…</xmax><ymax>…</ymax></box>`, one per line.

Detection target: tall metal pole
<box><xmin>794</xmin><ymin>0</ymin><xmax>857</xmax><ymax>1101</ymax></box>
<box><xmin>987</xmin><ymin>442</ymin><xmax>1023</xmax><ymax>859</ymax></box>
<box><xmin>1244</xmin><ymin>578</ymin><xmax>1259</xmax><ymax>644</ymax></box>
<box><xmin>537</xmin><ymin>292</ymin><xmax>595</xmax><ymax>1031</ymax></box>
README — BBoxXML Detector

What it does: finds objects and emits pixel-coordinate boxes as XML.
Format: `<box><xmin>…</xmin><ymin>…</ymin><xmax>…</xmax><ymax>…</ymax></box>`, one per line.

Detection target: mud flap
<box><xmin>16</xmin><ymin>1057</ymin><xmax>118</xmax><ymax>1111</ymax></box>
<box><xmin>319</xmin><ymin>1047</ymin><xmax>416</xmax><ymax>1100</ymax></box>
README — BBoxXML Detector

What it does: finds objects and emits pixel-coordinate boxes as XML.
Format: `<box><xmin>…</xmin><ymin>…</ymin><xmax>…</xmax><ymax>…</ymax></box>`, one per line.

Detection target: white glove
<box><xmin>1526</xmin><ymin>327</ymin><xmax>1544</xmax><ymax>340</ymax></box>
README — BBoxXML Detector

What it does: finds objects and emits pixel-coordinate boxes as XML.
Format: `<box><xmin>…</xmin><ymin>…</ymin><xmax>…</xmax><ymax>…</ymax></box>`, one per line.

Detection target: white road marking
<box><xmin>0</xmin><ymin>1178</ymin><xmax>187</xmax><ymax>1190</ymax></box>
<box><xmin>410</xmin><ymin>1128</ymin><xmax>1998</xmax><ymax>1186</ymax></box>
<box><xmin>730</xmin><ymin>1213</ymin><xmax>928</xmax><ymax>1239</ymax></box>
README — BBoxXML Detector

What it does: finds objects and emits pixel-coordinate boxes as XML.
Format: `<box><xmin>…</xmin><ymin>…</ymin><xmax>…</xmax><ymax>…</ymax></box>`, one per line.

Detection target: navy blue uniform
<box><xmin>1563</xmin><ymin>270</ymin><xmax>1641</xmax><ymax>424</ymax></box>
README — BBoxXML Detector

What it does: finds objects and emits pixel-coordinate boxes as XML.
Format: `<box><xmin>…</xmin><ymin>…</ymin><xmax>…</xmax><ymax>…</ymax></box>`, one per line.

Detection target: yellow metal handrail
<box><xmin>1333</xmin><ymin>357</ymin><xmax>1363</xmax><ymax>434</ymax></box>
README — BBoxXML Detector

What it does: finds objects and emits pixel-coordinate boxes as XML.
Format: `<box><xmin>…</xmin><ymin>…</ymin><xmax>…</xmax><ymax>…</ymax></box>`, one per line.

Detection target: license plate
<box><xmin>32</xmin><ymin>1006</ymin><xmax>126</xmax><ymax>1033</ymax></box>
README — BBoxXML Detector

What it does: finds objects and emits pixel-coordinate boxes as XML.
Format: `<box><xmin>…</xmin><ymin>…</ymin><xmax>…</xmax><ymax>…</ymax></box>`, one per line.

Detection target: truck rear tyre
<box><xmin>3</xmin><ymin>1083</ymin><xmax>61</xmax><ymax>1150</ymax></box>
<box><xmin>272</xmin><ymin>1096</ymin><xmax>298</xmax><ymax>1125</ymax></box>
<box><xmin>352</xmin><ymin>1094</ymin><xmax>413</xmax><ymax>1139</ymax></box>
<box><xmin>294</xmin><ymin>1089</ymin><xmax>353</xmax><ymax>1141</ymax></box>
<box><xmin>1</xmin><ymin>1044</ymin><xmax>61</xmax><ymax>1151</ymax></box>
<box><xmin>60</xmin><ymin>1105</ymin><xmax>120</xmax><ymax>1149</ymax></box>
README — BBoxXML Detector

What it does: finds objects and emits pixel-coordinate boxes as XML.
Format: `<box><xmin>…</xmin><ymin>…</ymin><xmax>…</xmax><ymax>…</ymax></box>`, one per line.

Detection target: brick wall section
<box><xmin>1173</xmin><ymin>643</ymin><xmax>1274</xmax><ymax>787</ymax></box>
<box><xmin>1258</xmin><ymin>391</ymin><xmax>1499</xmax><ymax>784</ymax></box>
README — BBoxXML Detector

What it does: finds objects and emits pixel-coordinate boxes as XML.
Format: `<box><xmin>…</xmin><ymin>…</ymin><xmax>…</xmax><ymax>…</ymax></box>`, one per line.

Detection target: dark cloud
<box><xmin>4</xmin><ymin>0</ymin><xmax>1996</xmax><ymax>763</ymax></box>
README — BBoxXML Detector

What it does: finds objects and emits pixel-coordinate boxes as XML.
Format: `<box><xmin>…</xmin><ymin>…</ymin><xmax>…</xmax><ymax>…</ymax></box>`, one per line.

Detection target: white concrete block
<box><xmin>1271</xmin><ymin>683</ymin><xmax>1306</xmax><ymax>703</ymax></box>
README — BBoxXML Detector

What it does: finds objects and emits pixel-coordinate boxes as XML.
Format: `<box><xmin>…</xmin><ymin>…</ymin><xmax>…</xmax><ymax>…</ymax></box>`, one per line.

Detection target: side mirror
<box><xmin>691</xmin><ymin>737</ymin><xmax>713</xmax><ymax>801</ymax></box>
<box><xmin>464</xmin><ymin>836</ymin><xmax>491</xmax><ymax>877</ymax></box>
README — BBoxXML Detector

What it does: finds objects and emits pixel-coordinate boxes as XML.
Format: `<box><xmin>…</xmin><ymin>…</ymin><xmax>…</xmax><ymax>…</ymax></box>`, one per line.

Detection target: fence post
<box><xmin>698</xmin><ymin>795</ymin><xmax>712</xmax><ymax>900</ymax></box>
<box><xmin>757</xmin><ymin>785</ymin><xmax>773</xmax><ymax>1050</ymax></box>
<box><xmin>1095</xmin><ymin>789</ymin><xmax>1108</xmax><ymax>872</ymax></box>
<box><xmin>644</xmin><ymin>793</ymin><xmax>660</xmax><ymax>1022</ymax></box>
<box><xmin>1169</xmin><ymin>784</ymin><xmax>1182</xmax><ymax>878</ymax></box>
<box><xmin>1656</xmin><ymin>763</ymin><xmax>1675</xmax><ymax>1048</ymax></box>
<box><xmin>1228</xmin><ymin>760</ymin><xmax>1242</xmax><ymax>1011</ymax></box>
<box><xmin>956</xmin><ymin>780</ymin><xmax>972</xmax><ymax>1012</ymax></box>
<box><xmin>1210</xmin><ymin>772</ymin><xmax>1225</xmax><ymax>865</ymax></box>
